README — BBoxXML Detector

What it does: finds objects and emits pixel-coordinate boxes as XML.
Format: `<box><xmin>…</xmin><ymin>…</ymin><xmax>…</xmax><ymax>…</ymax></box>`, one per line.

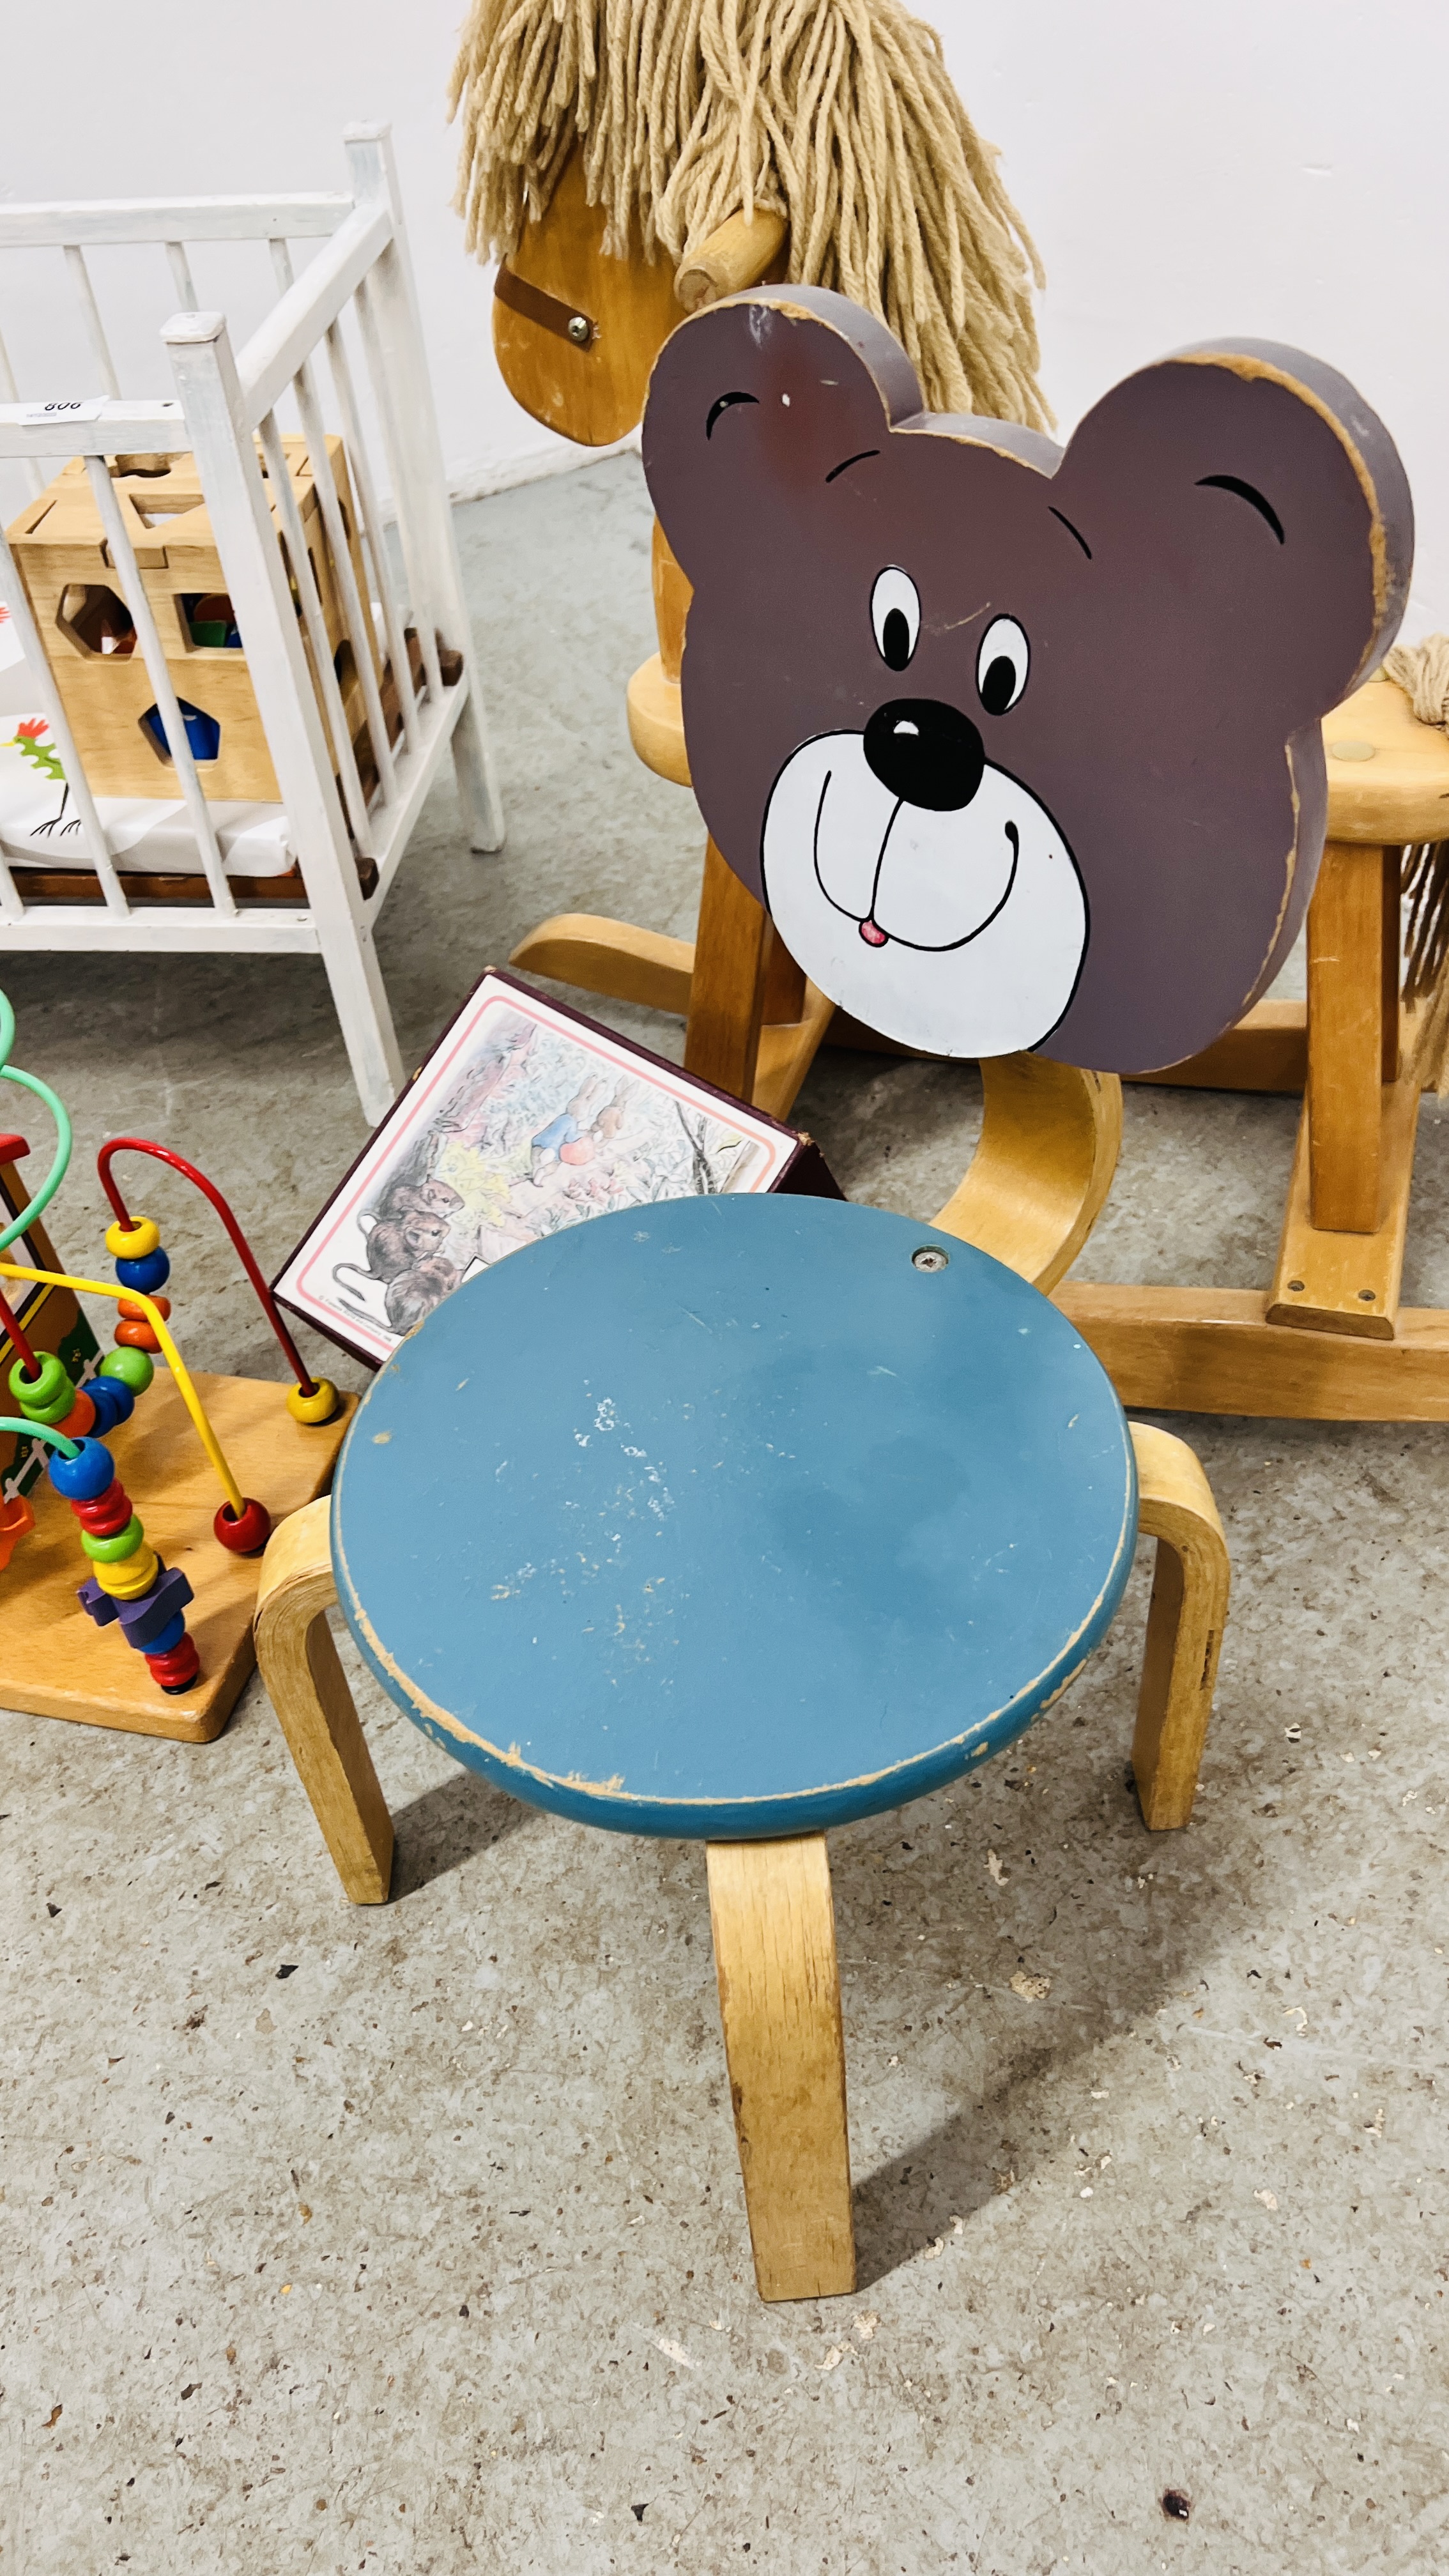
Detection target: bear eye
<box><xmin>977</xmin><ymin>616</ymin><xmax>1030</xmax><ymax>715</ymax></box>
<box><xmin>871</xmin><ymin>567</ymin><xmax>920</xmax><ymax>672</ymax></box>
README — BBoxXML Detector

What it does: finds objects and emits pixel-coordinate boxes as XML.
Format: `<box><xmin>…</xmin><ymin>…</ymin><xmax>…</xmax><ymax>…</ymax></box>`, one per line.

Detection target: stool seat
<box><xmin>1324</xmin><ymin>673</ymin><xmax>1449</xmax><ymax>846</ymax></box>
<box><xmin>333</xmin><ymin>1196</ymin><xmax>1137</xmax><ymax>1839</ymax></box>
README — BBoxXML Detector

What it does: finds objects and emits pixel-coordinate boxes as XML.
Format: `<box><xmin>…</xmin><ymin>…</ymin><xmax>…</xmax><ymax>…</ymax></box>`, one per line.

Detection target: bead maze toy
<box><xmin>0</xmin><ymin>992</ymin><xmax>355</xmax><ymax>1742</ymax></box>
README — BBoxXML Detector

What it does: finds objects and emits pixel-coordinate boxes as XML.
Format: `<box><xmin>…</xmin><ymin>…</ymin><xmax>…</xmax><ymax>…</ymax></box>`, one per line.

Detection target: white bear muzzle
<box><xmin>760</xmin><ymin>728</ymin><xmax>1088</xmax><ymax>1057</ymax></box>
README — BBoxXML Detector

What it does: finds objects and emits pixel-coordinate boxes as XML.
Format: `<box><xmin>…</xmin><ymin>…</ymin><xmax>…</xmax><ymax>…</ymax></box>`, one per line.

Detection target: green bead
<box><xmin>100</xmin><ymin>1346</ymin><xmax>154</xmax><ymax>1395</ymax></box>
<box><xmin>80</xmin><ymin>1515</ymin><xmax>144</xmax><ymax>1563</ymax></box>
<box><xmin>10</xmin><ymin>1351</ymin><xmax>72</xmax><ymax>1415</ymax></box>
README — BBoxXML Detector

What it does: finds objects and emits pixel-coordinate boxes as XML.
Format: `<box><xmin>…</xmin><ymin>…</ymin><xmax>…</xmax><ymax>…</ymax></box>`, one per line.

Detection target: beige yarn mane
<box><xmin>449</xmin><ymin>0</ymin><xmax>1049</xmax><ymax>427</ymax></box>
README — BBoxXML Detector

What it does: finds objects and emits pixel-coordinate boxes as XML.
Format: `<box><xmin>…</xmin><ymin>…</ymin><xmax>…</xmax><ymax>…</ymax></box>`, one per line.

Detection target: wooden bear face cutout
<box><xmin>642</xmin><ymin>289</ymin><xmax>1413</xmax><ymax>1073</ymax></box>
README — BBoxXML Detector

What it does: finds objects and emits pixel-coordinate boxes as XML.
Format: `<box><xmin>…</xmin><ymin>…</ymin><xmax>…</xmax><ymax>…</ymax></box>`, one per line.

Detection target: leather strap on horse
<box><xmin>493</xmin><ymin>264</ymin><xmax>597</xmax><ymax>349</ymax></box>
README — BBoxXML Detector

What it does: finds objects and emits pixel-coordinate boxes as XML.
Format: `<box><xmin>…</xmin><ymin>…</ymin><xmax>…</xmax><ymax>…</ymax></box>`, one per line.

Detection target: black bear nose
<box><xmin>863</xmin><ymin>698</ymin><xmax>986</xmax><ymax>813</ymax></box>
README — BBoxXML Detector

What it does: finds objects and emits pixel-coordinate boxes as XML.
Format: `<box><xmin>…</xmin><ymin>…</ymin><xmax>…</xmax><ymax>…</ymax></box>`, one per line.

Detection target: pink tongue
<box><xmin>859</xmin><ymin>917</ymin><xmax>888</xmax><ymax>947</ymax></box>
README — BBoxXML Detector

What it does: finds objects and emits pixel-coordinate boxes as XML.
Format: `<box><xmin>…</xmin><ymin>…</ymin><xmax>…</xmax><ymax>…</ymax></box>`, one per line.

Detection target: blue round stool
<box><xmin>257</xmin><ymin>1193</ymin><xmax>1228</xmax><ymax>2301</ymax></box>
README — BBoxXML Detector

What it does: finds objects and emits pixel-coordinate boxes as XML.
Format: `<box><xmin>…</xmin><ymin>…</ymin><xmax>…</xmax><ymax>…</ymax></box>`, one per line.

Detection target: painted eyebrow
<box><xmin>705</xmin><ymin>390</ymin><xmax>759</xmax><ymax>440</ymax></box>
<box><xmin>1048</xmin><ymin>505</ymin><xmax>1092</xmax><ymax>559</ymax></box>
<box><xmin>825</xmin><ymin>447</ymin><xmax>881</xmax><ymax>484</ymax></box>
<box><xmin>1197</xmin><ymin>473</ymin><xmax>1285</xmax><ymax>542</ymax></box>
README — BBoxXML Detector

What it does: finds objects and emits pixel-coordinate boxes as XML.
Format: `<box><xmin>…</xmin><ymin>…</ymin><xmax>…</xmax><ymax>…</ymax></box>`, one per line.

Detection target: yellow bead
<box><xmin>92</xmin><ymin>1542</ymin><xmax>160</xmax><ymax>1599</ymax></box>
<box><xmin>287</xmin><ymin>1378</ymin><xmax>339</xmax><ymax>1426</ymax></box>
<box><xmin>105</xmin><ymin>1216</ymin><xmax>160</xmax><ymax>1260</ymax></box>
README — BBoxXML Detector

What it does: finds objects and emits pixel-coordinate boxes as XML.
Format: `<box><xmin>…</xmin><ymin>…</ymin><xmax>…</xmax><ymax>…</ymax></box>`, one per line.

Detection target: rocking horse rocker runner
<box><xmin>253</xmin><ymin>290</ymin><xmax>1408</xmax><ymax>2302</ymax></box>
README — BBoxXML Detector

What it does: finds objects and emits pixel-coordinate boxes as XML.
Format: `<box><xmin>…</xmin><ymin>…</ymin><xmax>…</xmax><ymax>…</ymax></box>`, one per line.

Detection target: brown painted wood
<box><xmin>0</xmin><ymin>1370</ymin><xmax>353</xmax><ymax>1740</ymax></box>
<box><xmin>707</xmin><ymin>1834</ymin><xmax>855</xmax><ymax>2303</ymax></box>
<box><xmin>1054</xmin><ymin>1280</ymin><xmax>1449</xmax><ymax>1420</ymax></box>
<box><xmin>1307</xmin><ymin>842</ymin><xmax>1385</xmax><ymax>1233</ymax></box>
<box><xmin>683</xmin><ymin>839</ymin><xmax>770</xmax><ymax>1101</ymax></box>
<box><xmin>1129</xmin><ymin>1424</ymin><xmax>1230</xmax><ymax>1830</ymax></box>
<box><xmin>254</xmin><ymin>1496</ymin><xmax>394</xmax><ymax>1903</ymax></box>
<box><xmin>510</xmin><ymin>914</ymin><xmax>695</xmax><ymax>1017</ymax></box>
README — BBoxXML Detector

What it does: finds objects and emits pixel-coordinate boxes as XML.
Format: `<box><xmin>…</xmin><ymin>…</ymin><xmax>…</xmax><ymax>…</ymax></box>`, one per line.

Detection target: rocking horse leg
<box><xmin>707</xmin><ymin>1834</ymin><xmax>855</xmax><ymax>2301</ymax></box>
<box><xmin>1127</xmin><ymin>1424</ymin><xmax>1230</xmax><ymax>1830</ymax></box>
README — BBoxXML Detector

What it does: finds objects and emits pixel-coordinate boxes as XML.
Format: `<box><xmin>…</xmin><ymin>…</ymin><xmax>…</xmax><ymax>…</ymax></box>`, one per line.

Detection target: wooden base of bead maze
<box><xmin>0</xmin><ymin>1368</ymin><xmax>355</xmax><ymax>1743</ymax></box>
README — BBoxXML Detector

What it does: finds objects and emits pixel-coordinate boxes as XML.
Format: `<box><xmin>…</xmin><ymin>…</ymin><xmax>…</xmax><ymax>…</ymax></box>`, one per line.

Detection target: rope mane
<box><xmin>449</xmin><ymin>0</ymin><xmax>1050</xmax><ymax>427</ymax></box>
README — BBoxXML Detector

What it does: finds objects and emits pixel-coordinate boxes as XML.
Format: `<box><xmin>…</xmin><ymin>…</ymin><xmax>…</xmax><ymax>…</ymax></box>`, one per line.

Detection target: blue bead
<box><xmin>86</xmin><ymin>1377</ymin><xmax>134</xmax><ymax>1435</ymax></box>
<box><xmin>47</xmin><ymin>1434</ymin><xmax>116</xmax><ymax>1499</ymax></box>
<box><xmin>140</xmin><ymin>1610</ymin><xmax>187</xmax><ymax>1657</ymax></box>
<box><xmin>115</xmin><ymin>1248</ymin><xmax>171</xmax><ymax>1294</ymax></box>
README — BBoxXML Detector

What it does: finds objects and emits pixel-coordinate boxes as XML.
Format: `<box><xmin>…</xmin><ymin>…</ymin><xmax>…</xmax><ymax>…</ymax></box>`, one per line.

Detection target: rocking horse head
<box><xmin>641</xmin><ymin>289</ymin><xmax>1413</xmax><ymax>1075</ymax></box>
<box><xmin>450</xmin><ymin>0</ymin><xmax>1048</xmax><ymax>450</ymax></box>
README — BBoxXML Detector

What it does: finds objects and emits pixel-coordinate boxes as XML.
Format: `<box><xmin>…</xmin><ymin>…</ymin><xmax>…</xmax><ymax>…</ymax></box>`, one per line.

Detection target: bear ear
<box><xmin>642</xmin><ymin>288</ymin><xmax>925</xmax><ymax>586</ymax></box>
<box><xmin>1054</xmin><ymin>340</ymin><xmax>1413</xmax><ymax>723</ymax></box>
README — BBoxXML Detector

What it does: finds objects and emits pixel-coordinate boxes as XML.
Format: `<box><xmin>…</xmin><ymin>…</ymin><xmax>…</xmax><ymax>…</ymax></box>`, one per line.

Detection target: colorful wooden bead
<box><xmin>114</xmin><ymin>1249</ymin><xmax>171</xmax><ymax>1295</ymax></box>
<box><xmin>105</xmin><ymin>1216</ymin><xmax>160</xmax><ymax>1260</ymax></box>
<box><xmin>147</xmin><ymin>1634</ymin><xmax>201</xmax><ymax>1694</ymax></box>
<box><xmin>100</xmin><ymin>1346</ymin><xmax>155</xmax><ymax>1393</ymax></box>
<box><xmin>93</xmin><ymin>1542</ymin><xmax>162</xmax><ymax>1598</ymax></box>
<box><xmin>212</xmin><ymin>1494</ymin><xmax>272</xmax><ymax>1554</ymax></box>
<box><xmin>118</xmin><ymin>1293</ymin><xmax>171</xmax><ymax>1324</ymax></box>
<box><xmin>114</xmin><ymin>1319</ymin><xmax>162</xmax><ymax>1353</ymax></box>
<box><xmin>54</xmin><ymin>1390</ymin><xmax>96</xmax><ymax>1441</ymax></box>
<box><xmin>85</xmin><ymin>1376</ymin><xmax>135</xmax><ymax>1435</ymax></box>
<box><xmin>10</xmin><ymin>1351</ymin><xmax>71</xmax><ymax>1415</ymax></box>
<box><xmin>75</xmin><ymin>1482</ymin><xmax>134</xmax><ymax>1538</ymax></box>
<box><xmin>47</xmin><ymin>1435</ymin><xmax>116</xmax><ymax>1501</ymax></box>
<box><xmin>79</xmin><ymin>1514</ymin><xmax>146</xmax><ymax>1563</ymax></box>
<box><xmin>287</xmin><ymin>1377</ymin><xmax>340</xmax><ymax>1426</ymax></box>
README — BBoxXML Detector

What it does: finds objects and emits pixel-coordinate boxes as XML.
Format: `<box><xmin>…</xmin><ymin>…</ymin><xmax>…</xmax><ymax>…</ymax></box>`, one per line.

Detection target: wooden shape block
<box><xmin>0</xmin><ymin>1370</ymin><xmax>353</xmax><ymax>1741</ymax></box>
<box><xmin>707</xmin><ymin>1834</ymin><xmax>855</xmax><ymax>2301</ymax></box>
<box><xmin>1129</xmin><ymin>1424</ymin><xmax>1229</xmax><ymax>1831</ymax></box>
<box><xmin>254</xmin><ymin>1496</ymin><xmax>393</xmax><ymax>1903</ymax></box>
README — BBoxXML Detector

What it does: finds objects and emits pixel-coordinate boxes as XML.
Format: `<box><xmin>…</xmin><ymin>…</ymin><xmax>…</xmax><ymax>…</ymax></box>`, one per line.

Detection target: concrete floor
<box><xmin>3</xmin><ymin>457</ymin><xmax>1449</xmax><ymax>2574</ymax></box>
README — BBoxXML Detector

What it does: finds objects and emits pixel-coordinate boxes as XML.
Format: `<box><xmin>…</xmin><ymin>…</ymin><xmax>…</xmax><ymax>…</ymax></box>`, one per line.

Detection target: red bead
<box><xmin>114</xmin><ymin>1319</ymin><xmax>162</xmax><ymax>1353</ymax></box>
<box><xmin>118</xmin><ymin>1293</ymin><xmax>171</xmax><ymax>1323</ymax></box>
<box><xmin>146</xmin><ymin>1636</ymin><xmax>201</xmax><ymax>1694</ymax></box>
<box><xmin>213</xmin><ymin>1496</ymin><xmax>271</xmax><ymax>1554</ymax></box>
<box><xmin>73</xmin><ymin>1480</ymin><xmax>134</xmax><ymax>1538</ymax></box>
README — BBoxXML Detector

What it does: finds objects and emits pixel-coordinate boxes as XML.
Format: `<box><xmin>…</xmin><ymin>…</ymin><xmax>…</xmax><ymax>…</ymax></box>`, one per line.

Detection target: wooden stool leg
<box><xmin>254</xmin><ymin>1496</ymin><xmax>394</xmax><ymax>1903</ymax></box>
<box><xmin>1128</xmin><ymin>1424</ymin><xmax>1230</xmax><ymax>1830</ymax></box>
<box><xmin>706</xmin><ymin>1835</ymin><xmax>855</xmax><ymax>2301</ymax></box>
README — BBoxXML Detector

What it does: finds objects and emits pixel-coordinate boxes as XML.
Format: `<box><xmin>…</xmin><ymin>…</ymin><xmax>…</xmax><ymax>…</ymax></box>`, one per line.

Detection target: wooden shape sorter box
<box><xmin>4</xmin><ymin>439</ymin><xmax>377</xmax><ymax>804</ymax></box>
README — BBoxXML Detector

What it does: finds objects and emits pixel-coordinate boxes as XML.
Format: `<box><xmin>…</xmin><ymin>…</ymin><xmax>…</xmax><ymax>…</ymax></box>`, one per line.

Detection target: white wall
<box><xmin>3</xmin><ymin>0</ymin><xmax>1446</xmax><ymax>633</ymax></box>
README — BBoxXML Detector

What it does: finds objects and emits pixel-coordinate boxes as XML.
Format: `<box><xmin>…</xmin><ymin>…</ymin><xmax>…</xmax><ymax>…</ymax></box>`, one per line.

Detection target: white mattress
<box><xmin>0</xmin><ymin>613</ymin><xmax>295</xmax><ymax>878</ymax></box>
